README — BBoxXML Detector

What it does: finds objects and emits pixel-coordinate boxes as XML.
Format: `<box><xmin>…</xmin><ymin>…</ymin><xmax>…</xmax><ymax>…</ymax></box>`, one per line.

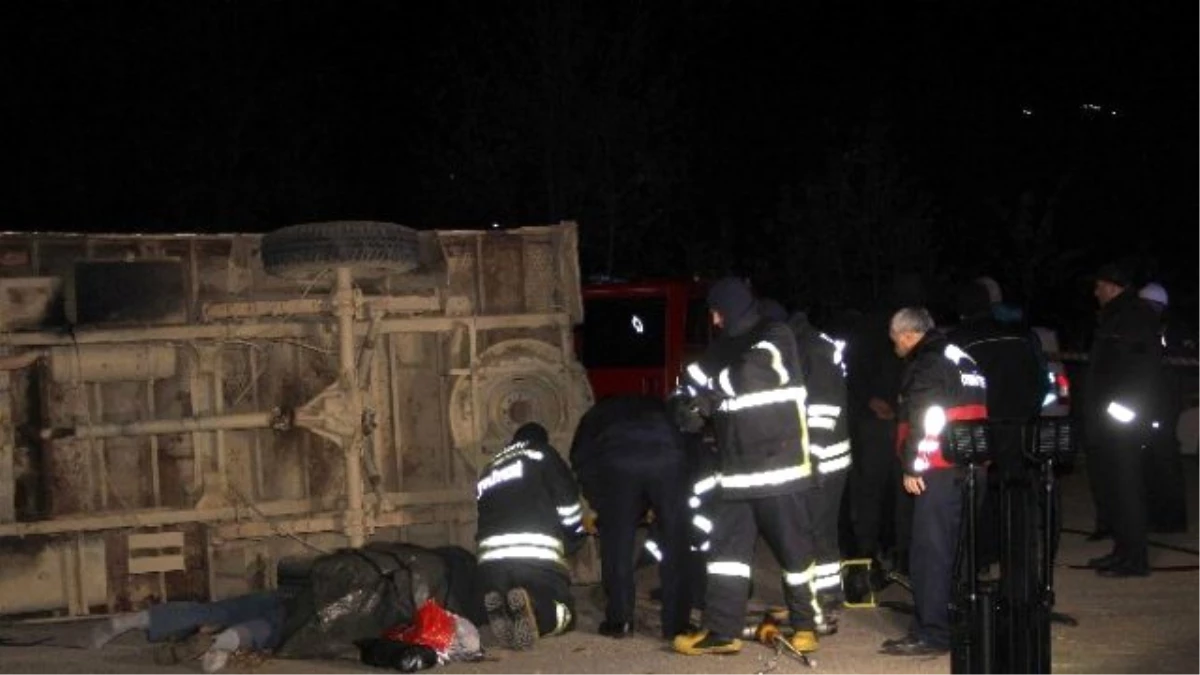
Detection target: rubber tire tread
<box><xmin>260</xmin><ymin>221</ymin><xmax>420</xmax><ymax>276</ymax></box>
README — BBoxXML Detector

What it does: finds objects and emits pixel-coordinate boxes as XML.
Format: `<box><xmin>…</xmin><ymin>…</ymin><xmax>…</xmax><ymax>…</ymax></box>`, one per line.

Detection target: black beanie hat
<box><xmin>707</xmin><ymin>277</ymin><xmax>756</xmax><ymax>323</ymax></box>
<box><xmin>1095</xmin><ymin>263</ymin><xmax>1132</xmax><ymax>288</ymax></box>
<box><xmin>512</xmin><ymin>422</ymin><xmax>549</xmax><ymax>446</ymax></box>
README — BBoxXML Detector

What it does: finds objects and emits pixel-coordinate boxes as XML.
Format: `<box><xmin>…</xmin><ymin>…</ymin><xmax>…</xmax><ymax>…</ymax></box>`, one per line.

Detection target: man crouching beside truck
<box><xmin>475</xmin><ymin>422</ymin><xmax>585</xmax><ymax>650</ymax></box>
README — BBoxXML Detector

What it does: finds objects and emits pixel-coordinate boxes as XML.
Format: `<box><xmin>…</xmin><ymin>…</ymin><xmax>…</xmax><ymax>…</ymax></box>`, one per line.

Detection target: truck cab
<box><xmin>575</xmin><ymin>278</ymin><xmax>710</xmax><ymax>400</ymax></box>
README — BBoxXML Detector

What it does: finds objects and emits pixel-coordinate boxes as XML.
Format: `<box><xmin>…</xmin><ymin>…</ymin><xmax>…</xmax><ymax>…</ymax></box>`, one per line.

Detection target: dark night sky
<box><xmin>1</xmin><ymin>0</ymin><xmax>1196</xmax><ymax>335</ymax></box>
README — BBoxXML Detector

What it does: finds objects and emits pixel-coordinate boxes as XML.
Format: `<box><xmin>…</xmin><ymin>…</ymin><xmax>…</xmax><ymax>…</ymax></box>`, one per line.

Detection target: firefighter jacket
<box><xmin>896</xmin><ymin>331</ymin><xmax>989</xmax><ymax>475</ymax></box>
<box><xmin>789</xmin><ymin>313</ymin><xmax>851</xmax><ymax>479</ymax></box>
<box><xmin>948</xmin><ymin>314</ymin><xmax>1047</xmax><ymax>421</ymax></box>
<box><xmin>1083</xmin><ymin>289</ymin><xmax>1163</xmax><ymax>435</ymax></box>
<box><xmin>685</xmin><ymin>318</ymin><xmax>813</xmax><ymax>499</ymax></box>
<box><xmin>475</xmin><ymin>435</ymin><xmax>585</xmax><ymax>572</ymax></box>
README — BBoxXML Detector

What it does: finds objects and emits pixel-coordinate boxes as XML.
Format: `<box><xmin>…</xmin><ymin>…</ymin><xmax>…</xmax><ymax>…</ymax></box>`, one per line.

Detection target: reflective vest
<box><xmin>686</xmin><ymin>320</ymin><xmax>813</xmax><ymax>498</ymax></box>
<box><xmin>475</xmin><ymin>440</ymin><xmax>584</xmax><ymax>569</ymax></box>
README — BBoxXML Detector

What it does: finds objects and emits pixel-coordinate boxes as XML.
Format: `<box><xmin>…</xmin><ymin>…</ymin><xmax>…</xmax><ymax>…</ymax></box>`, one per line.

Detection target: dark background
<box><xmin>2</xmin><ymin>0</ymin><xmax>1195</xmax><ymax>348</ymax></box>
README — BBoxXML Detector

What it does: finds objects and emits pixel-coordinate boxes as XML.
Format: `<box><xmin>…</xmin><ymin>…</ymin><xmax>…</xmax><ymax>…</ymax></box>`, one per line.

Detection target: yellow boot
<box><xmin>673</xmin><ymin>630</ymin><xmax>743</xmax><ymax>655</ymax></box>
<box><xmin>789</xmin><ymin>630</ymin><xmax>819</xmax><ymax>653</ymax></box>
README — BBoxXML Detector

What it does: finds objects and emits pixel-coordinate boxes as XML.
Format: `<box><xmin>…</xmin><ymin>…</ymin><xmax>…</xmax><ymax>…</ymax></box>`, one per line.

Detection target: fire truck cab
<box><xmin>575</xmin><ymin>278</ymin><xmax>710</xmax><ymax>400</ymax></box>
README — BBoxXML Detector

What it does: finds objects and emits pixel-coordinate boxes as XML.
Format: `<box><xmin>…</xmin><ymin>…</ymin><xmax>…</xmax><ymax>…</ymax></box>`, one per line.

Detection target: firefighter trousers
<box><xmin>477</xmin><ymin>561</ymin><xmax>575</xmax><ymax>636</ymax></box>
<box><xmin>585</xmin><ymin>459</ymin><xmax>689</xmax><ymax>638</ymax></box>
<box><xmin>908</xmin><ymin>468</ymin><xmax>962</xmax><ymax>649</ymax></box>
<box><xmin>809</xmin><ymin>470</ymin><xmax>848</xmax><ymax>603</ymax></box>
<box><xmin>703</xmin><ymin>490</ymin><xmax>818</xmax><ymax>638</ymax></box>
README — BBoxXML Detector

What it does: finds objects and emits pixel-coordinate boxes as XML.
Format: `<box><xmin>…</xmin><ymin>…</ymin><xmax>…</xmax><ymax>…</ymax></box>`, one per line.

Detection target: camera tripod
<box><xmin>949</xmin><ymin>418</ymin><xmax>1074</xmax><ymax>674</ymax></box>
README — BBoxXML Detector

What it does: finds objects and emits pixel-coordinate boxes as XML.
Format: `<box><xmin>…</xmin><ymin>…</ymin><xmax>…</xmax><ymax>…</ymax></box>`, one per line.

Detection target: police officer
<box><xmin>760</xmin><ymin>299</ymin><xmax>852</xmax><ymax>634</ymax></box>
<box><xmin>672</xmin><ymin>277</ymin><xmax>821</xmax><ymax>657</ymax></box>
<box><xmin>569</xmin><ymin>395</ymin><xmax>690</xmax><ymax>640</ymax></box>
<box><xmin>880</xmin><ymin>307</ymin><xmax>988</xmax><ymax>656</ymax></box>
<box><xmin>476</xmin><ymin>422</ymin><xmax>585</xmax><ymax>650</ymax></box>
<box><xmin>1084</xmin><ymin>264</ymin><xmax>1162</xmax><ymax>577</ymax></box>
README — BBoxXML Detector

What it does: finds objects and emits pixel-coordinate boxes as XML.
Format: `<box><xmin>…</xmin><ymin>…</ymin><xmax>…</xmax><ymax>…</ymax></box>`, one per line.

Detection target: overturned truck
<box><xmin>0</xmin><ymin>221</ymin><xmax>594</xmax><ymax>617</ymax></box>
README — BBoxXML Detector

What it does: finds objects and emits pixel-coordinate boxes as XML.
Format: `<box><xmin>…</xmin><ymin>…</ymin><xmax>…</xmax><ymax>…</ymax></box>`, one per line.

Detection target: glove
<box><xmin>582</xmin><ymin>512</ymin><xmax>598</xmax><ymax>536</ymax></box>
<box><xmin>692</xmin><ymin>389</ymin><xmax>723</xmax><ymax>418</ymax></box>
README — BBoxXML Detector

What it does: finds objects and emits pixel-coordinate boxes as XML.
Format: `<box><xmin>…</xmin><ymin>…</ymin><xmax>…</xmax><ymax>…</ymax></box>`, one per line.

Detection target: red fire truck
<box><xmin>575</xmin><ymin>278</ymin><xmax>710</xmax><ymax>400</ymax></box>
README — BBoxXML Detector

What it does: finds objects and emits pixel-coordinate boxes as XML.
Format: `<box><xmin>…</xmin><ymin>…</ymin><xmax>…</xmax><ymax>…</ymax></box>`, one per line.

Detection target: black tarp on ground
<box><xmin>276</xmin><ymin>542</ymin><xmax>478</xmax><ymax>660</ymax></box>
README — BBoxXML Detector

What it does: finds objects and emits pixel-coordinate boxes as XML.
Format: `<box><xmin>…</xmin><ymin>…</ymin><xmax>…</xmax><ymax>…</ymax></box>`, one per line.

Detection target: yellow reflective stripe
<box><xmin>721</xmin><ymin>464</ymin><xmax>810</xmax><ymax>489</ymax></box>
<box><xmin>693</xmin><ymin>475</ymin><xmax>719</xmax><ymax>495</ymax></box>
<box><xmin>818</xmin><ymin>455</ymin><xmax>852</xmax><ymax>473</ymax></box>
<box><xmin>719</xmin><ymin>386</ymin><xmax>807</xmax><ymax>412</ymax></box>
<box><xmin>708</xmin><ymin>561</ymin><xmax>752</xmax><ymax>578</ymax></box>
<box><xmin>811</xmin><ymin>440</ymin><xmax>850</xmax><ymax>459</ymax></box>
<box><xmin>1107</xmin><ymin>401</ymin><xmax>1136</xmax><ymax>423</ymax></box>
<box><xmin>479</xmin><ymin>533</ymin><xmax>564</xmax><ymax>552</ymax></box>
<box><xmin>808</xmin><ymin>416</ymin><xmax>837</xmax><ymax>430</ymax></box>
<box><xmin>808</xmin><ymin>404</ymin><xmax>842</xmax><ymax>418</ymax></box>
<box><xmin>719</xmin><ymin>368</ymin><xmax>736</xmax><ymax>397</ymax></box>
<box><xmin>783</xmin><ymin>569</ymin><xmax>813</xmax><ymax>586</ymax></box>
<box><xmin>752</xmin><ymin>340</ymin><xmax>790</xmax><ymax>386</ymax></box>
<box><xmin>479</xmin><ymin>546</ymin><xmax>565</xmax><ymax>564</ymax></box>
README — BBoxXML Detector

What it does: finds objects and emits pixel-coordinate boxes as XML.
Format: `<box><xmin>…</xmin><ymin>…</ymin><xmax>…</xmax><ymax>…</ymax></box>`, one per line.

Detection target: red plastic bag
<box><xmin>382</xmin><ymin>598</ymin><xmax>457</xmax><ymax>654</ymax></box>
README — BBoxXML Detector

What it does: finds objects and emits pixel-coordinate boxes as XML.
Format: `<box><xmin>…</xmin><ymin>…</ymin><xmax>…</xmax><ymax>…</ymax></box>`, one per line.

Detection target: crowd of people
<box><xmin>471</xmin><ymin>262</ymin><xmax>1186</xmax><ymax>660</ymax></box>
<box><xmin>76</xmin><ymin>263</ymin><xmax>1185</xmax><ymax>668</ymax></box>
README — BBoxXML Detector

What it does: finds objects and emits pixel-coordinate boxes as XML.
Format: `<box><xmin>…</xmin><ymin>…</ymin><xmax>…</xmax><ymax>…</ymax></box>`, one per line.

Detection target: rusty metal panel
<box><xmin>0</xmin><ymin>224</ymin><xmax>593</xmax><ymax>614</ymax></box>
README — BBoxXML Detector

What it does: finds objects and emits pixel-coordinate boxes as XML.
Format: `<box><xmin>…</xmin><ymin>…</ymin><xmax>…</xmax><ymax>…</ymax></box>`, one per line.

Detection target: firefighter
<box><xmin>760</xmin><ymin>298</ymin><xmax>852</xmax><ymax>634</ymax></box>
<box><xmin>672</xmin><ymin>277</ymin><xmax>821</xmax><ymax>657</ymax></box>
<box><xmin>569</xmin><ymin>394</ymin><xmax>691</xmax><ymax>640</ymax></box>
<box><xmin>785</xmin><ymin>308</ymin><xmax>851</xmax><ymax>635</ymax></box>
<box><xmin>475</xmin><ymin>422</ymin><xmax>585</xmax><ymax>650</ymax></box>
<box><xmin>1083</xmin><ymin>264</ymin><xmax>1162</xmax><ymax>577</ymax></box>
<box><xmin>880</xmin><ymin>307</ymin><xmax>988</xmax><ymax>656</ymax></box>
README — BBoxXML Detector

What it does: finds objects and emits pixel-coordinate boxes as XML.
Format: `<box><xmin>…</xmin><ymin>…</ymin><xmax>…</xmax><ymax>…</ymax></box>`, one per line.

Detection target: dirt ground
<box><xmin>1</xmin><ymin>461</ymin><xmax>1196</xmax><ymax>675</ymax></box>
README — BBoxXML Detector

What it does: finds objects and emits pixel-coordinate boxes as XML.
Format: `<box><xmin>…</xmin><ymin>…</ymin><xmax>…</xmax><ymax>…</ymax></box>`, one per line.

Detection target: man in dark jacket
<box><xmin>1138</xmin><ymin>282</ymin><xmax>1188</xmax><ymax>533</ymax></box>
<box><xmin>1083</xmin><ymin>264</ymin><xmax>1163</xmax><ymax>577</ymax></box>
<box><xmin>844</xmin><ymin>276</ymin><xmax>920</xmax><ymax>579</ymax></box>
<box><xmin>672</xmin><ymin>278</ymin><xmax>820</xmax><ymax>657</ymax></box>
<box><xmin>569</xmin><ymin>395</ymin><xmax>691</xmax><ymax>640</ymax></box>
<box><xmin>947</xmin><ymin>281</ymin><xmax>1047</xmax><ymax>569</ymax></box>
<box><xmin>476</xmin><ymin>423</ymin><xmax>585</xmax><ymax>650</ymax></box>
<box><xmin>880</xmin><ymin>307</ymin><xmax>988</xmax><ymax>656</ymax></box>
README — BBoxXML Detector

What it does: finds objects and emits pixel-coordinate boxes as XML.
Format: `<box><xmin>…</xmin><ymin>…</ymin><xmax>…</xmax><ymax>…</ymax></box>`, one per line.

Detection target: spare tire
<box><xmin>261</xmin><ymin>221</ymin><xmax>420</xmax><ymax>278</ymax></box>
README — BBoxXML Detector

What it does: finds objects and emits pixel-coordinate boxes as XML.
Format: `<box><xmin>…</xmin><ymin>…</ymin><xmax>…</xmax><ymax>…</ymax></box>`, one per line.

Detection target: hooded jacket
<box><xmin>684</xmin><ymin>278</ymin><xmax>813</xmax><ymax>499</ymax></box>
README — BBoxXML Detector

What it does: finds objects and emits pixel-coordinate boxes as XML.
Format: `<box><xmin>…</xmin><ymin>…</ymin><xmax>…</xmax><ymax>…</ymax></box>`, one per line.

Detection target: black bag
<box><xmin>277</xmin><ymin>543</ymin><xmax>476</xmax><ymax>660</ymax></box>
